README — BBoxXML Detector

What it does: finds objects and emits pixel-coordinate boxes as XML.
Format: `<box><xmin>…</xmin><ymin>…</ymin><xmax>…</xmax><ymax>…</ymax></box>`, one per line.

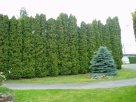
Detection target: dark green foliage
<box><xmin>46</xmin><ymin>18</ymin><xmax>58</xmax><ymax>76</ymax></box>
<box><xmin>0</xmin><ymin>15</ymin><xmax>10</xmax><ymax>77</ymax></box>
<box><xmin>8</xmin><ymin>17</ymin><xmax>22</xmax><ymax>79</ymax></box>
<box><xmin>129</xmin><ymin>56</ymin><xmax>136</xmax><ymax>64</ymax></box>
<box><xmin>90</xmin><ymin>46</ymin><xmax>117</xmax><ymax>76</ymax></box>
<box><xmin>0</xmin><ymin>9</ymin><xmax>122</xmax><ymax>79</ymax></box>
<box><xmin>0</xmin><ymin>72</ymin><xmax>6</xmax><ymax>85</ymax></box>
<box><xmin>67</xmin><ymin>15</ymin><xmax>79</xmax><ymax>74</ymax></box>
<box><xmin>33</xmin><ymin>14</ymin><xmax>47</xmax><ymax>77</ymax></box>
<box><xmin>132</xmin><ymin>10</ymin><xmax>136</xmax><ymax>41</ymax></box>
<box><xmin>0</xmin><ymin>14</ymin><xmax>5</xmax><ymax>73</ymax></box>
<box><xmin>78</xmin><ymin>22</ymin><xmax>88</xmax><ymax>73</ymax></box>
<box><xmin>106</xmin><ymin>17</ymin><xmax>122</xmax><ymax>69</ymax></box>
<box><xmin>22</xmin><ymin>16</ymin><xmax>35</xmax><ymax>78</ymax></box>
<box><xmin>56</xmin><ymin>13</ymin><xmax>71</xmax><ymax>75</ymax></box>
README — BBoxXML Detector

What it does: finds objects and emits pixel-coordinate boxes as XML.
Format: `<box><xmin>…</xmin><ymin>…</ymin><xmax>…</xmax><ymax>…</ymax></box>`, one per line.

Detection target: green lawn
<box><xmin>14</xmin><ymin>86</ymin><xmax>136</xmax><ymax>102</ymax></box>
<box><xmin>6</xmin><ymin>68</ymin><xmax>136</xmax><ymax>84</ymax></box>
<box><xmin>0</xmin><ymin>86</ymin><xmax>13</xmax><ymax>94</ymax></box>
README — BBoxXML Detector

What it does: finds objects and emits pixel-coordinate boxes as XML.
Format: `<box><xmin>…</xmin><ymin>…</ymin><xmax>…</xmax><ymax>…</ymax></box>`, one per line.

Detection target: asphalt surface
<box><xmin>3</xmin><ymin>78</ymin><xmax>136</xmax><ymax>90</ymax></box>
<box><xmin>122</xmin><ymin>64</ymin><xmax>136</xmax><ymax>70</ymax></box>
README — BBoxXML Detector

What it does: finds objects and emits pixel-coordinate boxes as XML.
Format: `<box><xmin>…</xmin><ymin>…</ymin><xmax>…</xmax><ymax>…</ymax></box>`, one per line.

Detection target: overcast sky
<box><xmin>0</xmin><ymin>0</ymin><xmax>136</xmax><ymax>54</ymax></box>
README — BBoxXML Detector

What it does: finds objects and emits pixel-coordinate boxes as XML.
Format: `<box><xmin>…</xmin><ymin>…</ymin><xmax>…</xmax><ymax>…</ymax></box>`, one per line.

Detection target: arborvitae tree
<box><xmin>0</xmin><ymin>14</ymin><xmax>5</xmax><ymax>73</ymax></box>
<box><xmin>132</xmin><ymin>10</ymin><xmax>136</xmax><ymax>41</ymax></box>
<box><xmin>112</xmin><ymin>17</ymin><xmax>122</xmax><ymax>69</ymax></box>
<box><xmin>39</xmin><ymin>14</ymin><xmax>48</xmax><ymax>76</ymax></box>
<box><xmin>56</xmin><ymin>13</ymin><xmax>71</xmax><ymax>75</ymax></box>
<box><xmin>103</xmin><ymin>20</ymin><xmax>112</xmax><ymax>50</ymax></box>
<box><xmin>90</xmin><ymin>46</ymin><xmax>117</xmax><ymax>76</ymax></box>
<box><xmin>33</xmin><ymin>14</ymin><xmax>47</xmax><ymax>77</ymax></box>
<box><xmin>68</xmin><ymin>15</ymin><xmax>79</xmax><ymax>74</ymax></box>
<box><xmin>18</xmin><ymin>12</ymin><xmax>25</xmax><ymax>77</ymax></box>
<box><xmin>22</xmin><ymin>16</ymin><xmax>35</xmax><ymax>78</ymax></box>
<box><xmin>97</xmin><ymin>20</ymin><xmax>104</xmax><ymax>46</ymax></box>
<box><xmin>106</xmin><ymin>17</ymin><xmax>122</xmax><ymax>69</ymax></box>
<box><xmin>86</xmin><ymin>23</ymin><xmax>96</xmax><ymax>62</ymax></box>
<box><xmin>46</xmin><ymin>18</ymin><xmax>58</xmax><ymax>76</ymax></box>
<box><xmin>8</xmin><ymin>17</ymin><xmax>22</xmax><ymax>79</ymax></box>
<box><xmin>78</xmin><ymin>22</ymin><xmax>88</xmax><ymax>73</ymax></box>
<box><xmin>29</xmin><ymin>16</ymin><xmax>36</xmax><ymax>76</ymax></box>
<box><xmin>0</xmin><ymin>15</ymin><xmax>10</xmax><ymax>76</ymax></box>
<box><xmin>30</xmin><ymin>14</ymin><xmax>48</xmax><ymax>77</ymax></box>
<box><xmin>86</xmin><ymin>24</ymin><xmax>93</xmax><ymax>59</ymax></box>
<box><xmin>90</xmin><ymin>20</ymin><xmax>98</xmax><ymax>52</ymax></box>
<box><xmin>18</xmin><ymin>8</ymin><xmax>35</xmax><ymax>78</ymax></box>
<box><xmin>94</xmin><ymin>20</ymin><xmax>103</xmax><ymax>48</ymax></box>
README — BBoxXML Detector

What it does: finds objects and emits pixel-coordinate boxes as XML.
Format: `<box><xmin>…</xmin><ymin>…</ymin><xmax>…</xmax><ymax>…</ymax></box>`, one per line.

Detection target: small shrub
<box><xmin>129</xmin><ymin>56</ymin><xmax>136</xmax><ymax>64</ymax></box>
<box><xmin>0</xmin><ymin>72</ymin><xmax>6</xmax><ymax>85</ymax></box>
<box><xmin>89</xmin><ymin>46</ymin><xmax>117</xmax><ymax>78</ymax></box>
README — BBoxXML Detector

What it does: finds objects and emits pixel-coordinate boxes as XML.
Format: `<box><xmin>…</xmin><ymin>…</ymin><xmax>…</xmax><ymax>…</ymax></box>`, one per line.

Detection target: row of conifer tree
<box><xmin>0</xmin><ymin>9</ymin><xmax>122</xmax><ymax>79</ymax></box>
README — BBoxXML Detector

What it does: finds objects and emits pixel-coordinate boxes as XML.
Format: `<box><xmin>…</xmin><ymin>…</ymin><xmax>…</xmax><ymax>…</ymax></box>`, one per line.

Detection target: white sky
<box><xmin>0</xmin><ymin>0</ymin><xmax>136</xmax><ymax>54</ymax></box>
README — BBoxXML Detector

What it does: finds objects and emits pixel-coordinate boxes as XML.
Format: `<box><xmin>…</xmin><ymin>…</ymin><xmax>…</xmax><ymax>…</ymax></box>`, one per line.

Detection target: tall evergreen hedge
<box><xmin>0</xmin><ymin>9</ymin><xmax>122</xmax><ymax>79</ymax></box>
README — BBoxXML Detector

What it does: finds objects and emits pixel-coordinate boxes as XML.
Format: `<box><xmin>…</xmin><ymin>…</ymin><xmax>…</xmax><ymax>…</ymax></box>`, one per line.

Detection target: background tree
<box><xmin>132</xmin><ymin>10</ymin><xmax>136</xmax><ymax>41</ymax></box>
<box><xmin>20</xmin><ymin>7</ymin><xmax>28</xmax><ymax>19</ymax></box>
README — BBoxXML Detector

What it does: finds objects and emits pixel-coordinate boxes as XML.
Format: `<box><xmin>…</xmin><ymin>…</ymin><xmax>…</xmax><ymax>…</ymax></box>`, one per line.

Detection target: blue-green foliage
<box><xmin>90</xmin><ymin>46</ymin><xmax>117</xmax><ymax>76</ymax></box>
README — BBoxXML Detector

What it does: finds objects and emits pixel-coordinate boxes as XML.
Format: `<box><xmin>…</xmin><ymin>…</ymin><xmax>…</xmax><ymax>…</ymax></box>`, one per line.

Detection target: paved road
<box><xmin>122</xmin><ymin>64</ymin><xmax>136</xmax><ymax>70</ymax></box>
<box><xmin>3</xmin><ymin>64</ymin><xmax>136</xmax><ymax>90</ymax></box>
<box><xmin>3</xmin><ymin>78</ymin><xmax>136</xmax><ymax>90</ymax></box>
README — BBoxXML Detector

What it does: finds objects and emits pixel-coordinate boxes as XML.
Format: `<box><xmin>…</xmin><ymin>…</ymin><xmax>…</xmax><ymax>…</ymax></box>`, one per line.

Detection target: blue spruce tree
<box><xmin>90</xmin><ymin>46</ymin><xmax>117</xmax><ymax>77</ymax></box>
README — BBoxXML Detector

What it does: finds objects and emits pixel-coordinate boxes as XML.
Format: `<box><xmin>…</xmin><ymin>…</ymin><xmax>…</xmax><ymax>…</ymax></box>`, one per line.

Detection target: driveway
<box><xmin>122</xmin><ymin>64</ymin><xmax>136</xmax><ymax>70</ymax></box>
<box><xmin>3</xmin><ymin>78</ymin><xmax>136</xmax><ymax>90</ymax></box>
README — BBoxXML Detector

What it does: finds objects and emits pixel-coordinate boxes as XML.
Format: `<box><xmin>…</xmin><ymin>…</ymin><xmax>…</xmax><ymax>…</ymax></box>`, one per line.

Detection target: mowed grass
<box><xmin>14</xmin><ymin>86</ymin><xmax>136</xmax><ymax>102</ymax></box>
<box><xmin>6</xmin><ymin>68</ymin><xmax>136</xmax><ymax>84</ymax></box>
<box><xmin>0</xmin><ymin>86</ymin><xmax>13</xmax><ymax>94</ymax></box>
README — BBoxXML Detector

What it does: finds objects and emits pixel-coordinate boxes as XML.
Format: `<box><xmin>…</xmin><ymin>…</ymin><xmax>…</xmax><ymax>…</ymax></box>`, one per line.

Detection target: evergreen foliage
<box><xmin>56</xmin><ymin>13</ymin><xmax>70</xmax><ymax>75</ymax></box>
<box><xmin>8</xmin><ymin>17</ymin><xmax>22</xmax><ymax>79</ymax></box>
<box><xmin>0</xmin><ymin>9</ymin><xmax>122</xmax><ymax>79</ymax></box>
<box><xmin>90</xmin><ymin>46</ymin><xmax>117</xmax><ymax>76</ymax></box>
<box><xmin>0</xmin><ymin>15</ymin><xmax>10</xmax><ymax>77</ymax></box>
<box><xmin>78</xmin><ymin>22</ymin><xmax>88</xmax><ymax>73</ymax></box>
<box><xmin>46</xmin><ymin>18</ymin><xmax>58</xmax><ymax>76</ymax></box>
<box><xmin>106</xmin><ymin>17</ymin><xmax>122</xmax><ymax>69</ymax></box>
<box><xmin>68</xmin><ymin>15</ymin><xmax>79</xmax><ymax>74</ymax></box>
